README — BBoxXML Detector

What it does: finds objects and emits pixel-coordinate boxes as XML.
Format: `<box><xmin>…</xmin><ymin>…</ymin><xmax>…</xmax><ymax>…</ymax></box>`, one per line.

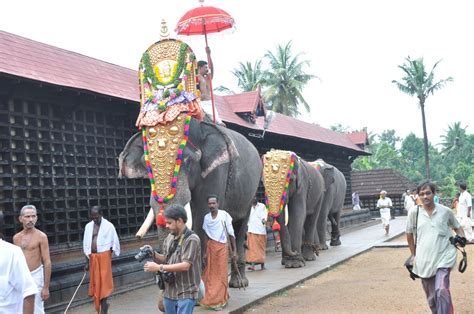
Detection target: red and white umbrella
<box><xmin>175</xmin><ymin>4</ymin><xmax>235</xmax><ymax>123</ymax></box>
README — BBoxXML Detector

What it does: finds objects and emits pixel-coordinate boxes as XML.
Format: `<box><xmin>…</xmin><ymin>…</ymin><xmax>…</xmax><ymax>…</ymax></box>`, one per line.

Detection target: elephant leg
<box><xmin>316</xmin><ymin>198</ymin><xmax>331</xmax><ymax>251</ymax></box>
<box><xmin>302</xmin><ymin>211</ymin><xmax>319</xmax><ymax>261</ymax></box>
<box><xmin>329</xmin><ymin>211</ymin><xmax>342</xmax><ymax>246</ymax></box>
<box><xmin>282</xmin><ymin>201</ymin><xmax>306</xmax><ymax>268</ymax></box>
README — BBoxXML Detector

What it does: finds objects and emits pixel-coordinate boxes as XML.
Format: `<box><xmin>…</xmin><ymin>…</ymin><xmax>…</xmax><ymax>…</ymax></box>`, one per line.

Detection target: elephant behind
<box><xmin>311</xmin><ymin>159</ymin><xmax>347</xmax><ymax>249</ymax></box>
<box><xmin>263</xmin><ymin>150</ymin><xmax>325</xmax><ymax>268</ymax></box>
<box><xmin>118</xmin><ymin>118</ymin><xmax>262</xmax><ymax>287</ymax></box>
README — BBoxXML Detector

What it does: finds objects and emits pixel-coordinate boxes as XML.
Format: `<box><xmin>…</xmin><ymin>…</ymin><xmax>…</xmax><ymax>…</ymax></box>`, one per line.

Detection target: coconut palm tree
<box><xmin>215</xmin><ymin>60</ymin><xmax>265</xmax><ymax>95</ymax></box>
<box><xmin>264</xmin><ymin>41</ymin><xmax>316</xmax><ymax>117</ymax></box>
<box><xmin>392</xmin><ymin>57</ymin><xmax>453</xmax><ymax>179</ymax></box>
<box><xmin>440</xmin><ymin>122</ymin><xmax>467</xmax><ymax>156</ymax></box>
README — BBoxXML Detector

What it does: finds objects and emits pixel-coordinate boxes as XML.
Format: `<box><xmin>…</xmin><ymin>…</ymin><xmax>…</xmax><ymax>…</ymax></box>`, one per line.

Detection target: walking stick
<box><xmin>222</xmin><ymin>221</ymin><xmax>245</xmax><ymax>290</ymax></box>
<box><xmin>64</xmin><ymin>271</ymin><xmax>87</xmax><ymax>313</ymax></box>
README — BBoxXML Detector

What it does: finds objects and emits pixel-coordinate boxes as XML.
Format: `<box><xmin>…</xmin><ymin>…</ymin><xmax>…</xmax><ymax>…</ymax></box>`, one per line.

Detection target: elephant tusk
<box><xmin>136</xmin><ymin>208</ymin><xmax>155</xmax><ymax>239</ymax></box>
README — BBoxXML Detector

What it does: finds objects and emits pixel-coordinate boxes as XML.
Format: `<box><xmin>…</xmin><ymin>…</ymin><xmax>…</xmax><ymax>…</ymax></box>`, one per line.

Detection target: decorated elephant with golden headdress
<box><xmin>262</xmin><ymin>150</ymin><xmax>325</xmax><ymax>268</ymax></box>
<box><xmin>118</xmin><ymin>36</ymin><xmax>262</xmax><ymax>287</ymax></box>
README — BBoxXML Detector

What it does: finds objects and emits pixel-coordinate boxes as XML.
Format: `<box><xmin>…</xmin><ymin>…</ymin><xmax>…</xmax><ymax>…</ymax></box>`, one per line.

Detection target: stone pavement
<box><xmin>67</xmin><ymin>217</ymin><xmax>407</xmax><ymax>314</ymax></box>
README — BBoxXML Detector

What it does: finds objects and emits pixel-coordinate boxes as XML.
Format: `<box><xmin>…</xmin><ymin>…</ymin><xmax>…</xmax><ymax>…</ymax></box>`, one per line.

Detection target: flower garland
<box><xmin>265</xmin><ymin>152</ymin><xmax>296</xmax><ymax>218</ymax></box>
<box><xmin>142</xmin><ymin>113</ymin><xmax>192</xmax><ymax>226</ymax></box>
<box><xmin>141</xmin><ymin>43</ymin><xmax>191</xmax><ymax>88</ymax></box>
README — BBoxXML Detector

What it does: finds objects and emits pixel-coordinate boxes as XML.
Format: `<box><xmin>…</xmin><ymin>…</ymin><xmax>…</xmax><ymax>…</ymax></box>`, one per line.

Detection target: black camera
<box><xmin>135</xmin><ymin>245</ymin><xmax>154</xmax><ymax>262</ymax></box>
<box><xmin>450</xmin><ymin>235</ymin><xmax>467</xmax><ymax>247</ymax></box>
<box><xmin>157</xmin><ymin>271</ymin><xmax>175</xmax><ymax>290</ymax></box>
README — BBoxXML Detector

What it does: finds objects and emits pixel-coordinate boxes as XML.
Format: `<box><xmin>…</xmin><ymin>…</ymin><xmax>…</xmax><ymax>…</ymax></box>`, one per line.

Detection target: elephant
<box><xmin>262</xmin><ymin>150</ymin><xmax>325</xmax><ymax>268</ymax></box>
<box><xmin>312</xmin><ymin>159</ymin><xmax>347</xmax><ymax>249</ymax></box>
<box><xmin>118</xmin><ymin>117</ymin><xmax>262</xmax><ymax>287</ymax></box>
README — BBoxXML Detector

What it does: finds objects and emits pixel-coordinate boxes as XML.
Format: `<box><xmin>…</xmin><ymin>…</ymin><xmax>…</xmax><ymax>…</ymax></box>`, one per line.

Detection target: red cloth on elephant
<box><xmin>199</xmin><ymin>239</ymin><xmax>229</xmax><ymax>310</ymax></box>
<box><xmin>136</xmin><ymin>100</ymin><xmax>203</xmax><ymax>127</ymax></box>
<box><xmin>88</xmin><ymin>251</ymin><xmax>114</xmax><ymax>313</ymax></box>
<box><xmin>246</xmin><ymin>233</ymin><xmax>266</xmax><ymax>264</ymax></box>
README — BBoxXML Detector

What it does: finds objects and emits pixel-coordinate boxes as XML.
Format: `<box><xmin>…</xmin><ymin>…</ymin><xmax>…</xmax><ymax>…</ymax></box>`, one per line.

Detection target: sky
<box><xmin>2</xmin><ymin>0</ymin><xmax>473</xmax><ymax>146</ymax></box>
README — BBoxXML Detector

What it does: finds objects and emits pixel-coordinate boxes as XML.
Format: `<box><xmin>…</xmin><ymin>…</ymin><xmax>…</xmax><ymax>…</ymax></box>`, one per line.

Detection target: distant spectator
<box><xmin>377</xmin><ymin>190</ymin><xmax>392</xmax><ymax>235</ymax></box>
<box><xmin>457</xmin><ymin>183</ymin><xmax>472</xmax><ymax>242</ymax></box>
<box><xmin>451</xmin><ymin>192</ymin><xmax>460</xmax><ymax>215</ymax></box>
<box><xmin>352</xmin><ymin>192</ymin><xmax>361</xmax><ymax>210</ymax></box>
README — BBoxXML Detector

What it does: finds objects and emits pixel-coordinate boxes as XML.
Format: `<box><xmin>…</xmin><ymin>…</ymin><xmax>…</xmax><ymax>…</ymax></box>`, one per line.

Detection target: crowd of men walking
<box><xmin>0</xmin><ymin>194</ymin><xmax>269</xmax><ymax>314</ymax></box>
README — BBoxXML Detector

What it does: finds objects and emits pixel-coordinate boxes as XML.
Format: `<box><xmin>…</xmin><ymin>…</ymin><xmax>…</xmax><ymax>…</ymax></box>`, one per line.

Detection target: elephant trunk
<box><xmin>136</xmin><ymin>171</ymin><xmax>192</xmax><ymax>238</ymax></box>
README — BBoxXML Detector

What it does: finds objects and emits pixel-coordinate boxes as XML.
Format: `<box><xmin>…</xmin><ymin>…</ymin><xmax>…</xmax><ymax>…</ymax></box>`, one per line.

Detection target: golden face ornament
<box><xmin>262</xmin><ymin>150</ymin><xmax>296</xmax><ymax>217</ymax></box>
<box><xmin>144</xmin><ymin>113</ymin><xmax>188</xmax><ymax>200</ymax></box>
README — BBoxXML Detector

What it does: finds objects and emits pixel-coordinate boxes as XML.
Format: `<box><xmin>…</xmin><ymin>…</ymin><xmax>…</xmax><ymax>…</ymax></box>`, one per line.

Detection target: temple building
<box><xmin>0</xmin><ymin>30</ymin><xmax>368</xmax><ymax>310</ymax></box>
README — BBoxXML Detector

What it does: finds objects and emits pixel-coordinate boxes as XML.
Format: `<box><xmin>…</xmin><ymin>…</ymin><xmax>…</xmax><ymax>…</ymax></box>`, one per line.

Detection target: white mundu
<box><xmin>201</xmin><ymin>100</ymin><xmax>223</xmax><ymax>123</ymax></box>
<box><xmin>31</xmin><ymin>264</ymin><xmax>45</xmax><ymax>314</ymax></box>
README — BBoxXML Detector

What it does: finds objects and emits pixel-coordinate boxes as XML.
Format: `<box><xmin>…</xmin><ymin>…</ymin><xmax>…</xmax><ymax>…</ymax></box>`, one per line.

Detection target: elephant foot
<box><xmin>301</xmin><ymin>243</ymin><xmax>317</xmax><ymax>261</ymax></box>
<box><xmin>318</xmin><ymin>243</ymin><xmax>329</xmax><ymax>250</ymax></box>
<box><xmin>282</xmin><ymin>254</ymin><xmax>306</xmax><ymax>268</ymax></box>
<box><xmin>330</xmin><ymin>236</ymin><xmax>341</xmax><ymax>246</ymax></box>
<box><xmin>229</xmin><ymin>261</ymin><xmax>249</xmax><ymax>288</ymax></box>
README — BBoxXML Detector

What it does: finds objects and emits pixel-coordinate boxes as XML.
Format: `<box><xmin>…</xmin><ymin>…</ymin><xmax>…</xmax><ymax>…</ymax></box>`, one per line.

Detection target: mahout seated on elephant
<box><xmin>119</xmin><ymin>117</ymin><xmax>262</xmax><ymax>287</ymax></box>
<box><xmin>262</xmin><ymin>150</ymin><xmax>325</xmax><ymax>268</ymax></box>
<box><xmin>310</xmin><ymin>159</ymin><xmax>347</xmax><ymax>249</ymax></box>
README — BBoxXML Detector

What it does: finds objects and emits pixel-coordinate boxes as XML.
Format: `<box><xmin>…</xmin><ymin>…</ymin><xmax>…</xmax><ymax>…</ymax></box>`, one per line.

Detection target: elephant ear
<box><xmin>323</xmin><ymin>166</ymin><xmax>335</xmax><ymax>189</ymax></box>
<box><xmin>292</xmin><ymin>157</ymin><xmax>300</xmax><ymax>190</ymax></box>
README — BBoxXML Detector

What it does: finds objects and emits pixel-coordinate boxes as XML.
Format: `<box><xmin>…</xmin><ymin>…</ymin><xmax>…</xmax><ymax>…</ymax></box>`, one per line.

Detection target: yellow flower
<box><xmin>186</xmin><ymin>63</ymin><xmax>192</xmax><ymax>71</ymax></box>
<box><xmin>144</xmin><ymin>88</ymin><xmax>153</xmax><ymax>99</ymax></box>
<box><xmin>177</xmin><ymin>83</ymin><xmax>184</xmax><ymax>91</ymax></box>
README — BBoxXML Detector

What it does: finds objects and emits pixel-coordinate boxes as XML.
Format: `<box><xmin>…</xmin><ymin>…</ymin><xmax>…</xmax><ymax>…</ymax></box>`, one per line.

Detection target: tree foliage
<box><xmin>352</xmin><ymin>123</ymin><xmax>474</xmax><ymax>198</ymax></box>
<box><xmin>392</xmin><ymin>57</ymin><xmax>453</xmax><ymax>179</ymax></box>
<box><xmin>220</xmin><ymin>41</ymin><xmax>316</xmax><ymax>117</ymax></box>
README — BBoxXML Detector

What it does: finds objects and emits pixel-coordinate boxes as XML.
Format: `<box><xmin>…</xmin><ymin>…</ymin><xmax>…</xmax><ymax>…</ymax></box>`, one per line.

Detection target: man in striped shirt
<box><xmin>144</xmin><ymin>204</ymin><xmax>202</xmax><ymax>314</ymax></box>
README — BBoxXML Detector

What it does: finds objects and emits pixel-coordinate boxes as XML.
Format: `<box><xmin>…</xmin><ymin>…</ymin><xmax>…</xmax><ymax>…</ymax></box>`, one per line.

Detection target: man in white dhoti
<box><xmin>377</xmin><ymin>190</ymin><xmax>392</xmax><ymax>235</ymax></box>
<box><xmin>83</xmin><ymin>206</ymin><xmax>120</xmax><ymax>313</ymax></box>
<box><xmin>13</xmin><ymin>205</ymin><xmax>51</xmax><ymax>314</ymax></box>
<box><xmin>1</xmin><ymin>210</ymin><xmax>38</xmax><ymax>314</ymax></box>
<box><xmin>246</xmin><ymin>197</ymin><xmax>268</xmax><ymax>271</ymax></box>
<box><xmin>457</xmin><ymin>183</ymin><xmax>473</xmax><ymax>242</ymax></box>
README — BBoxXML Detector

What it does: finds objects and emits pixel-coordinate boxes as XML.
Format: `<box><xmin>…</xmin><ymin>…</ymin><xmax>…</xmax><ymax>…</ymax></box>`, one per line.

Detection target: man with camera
<box><xmin>143</xmin><ymin>204</ymin><xmax>201</xmax><ymax>314</ymax></box>
<box><xmin>406</xmin><ymin>181</ymin><xmax>466</xmax><ymax>313</ymax></box>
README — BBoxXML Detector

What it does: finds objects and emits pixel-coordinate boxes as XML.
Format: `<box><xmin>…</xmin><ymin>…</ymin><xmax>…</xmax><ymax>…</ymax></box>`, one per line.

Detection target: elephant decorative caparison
<box><xmin>310</xmin><ymin>159</ymin><xmax>347</xmax><ymax>249</ymax></box>
<box><xmin>118</xmin><ymin>118</ymin><xmax>262</xmax><ymax>287</ymax></box>
<box><xmin>262</xmin><ymin>150</ymin><xmax>325</xmax><ymax>268</ymax></box>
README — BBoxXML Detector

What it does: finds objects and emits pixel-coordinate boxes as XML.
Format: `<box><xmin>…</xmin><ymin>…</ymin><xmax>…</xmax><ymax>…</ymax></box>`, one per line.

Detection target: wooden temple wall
<box><xmin>0</xmin><ymin>79</ymin><xmax>150</xmax><ymax>250</ymax></box>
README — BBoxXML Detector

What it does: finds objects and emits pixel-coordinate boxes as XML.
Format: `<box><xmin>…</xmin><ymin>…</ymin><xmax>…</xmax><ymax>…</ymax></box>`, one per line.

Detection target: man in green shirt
<box><xmin>406</xmin><ymin>181</ymin><xmax>466</xmax><ymax>313</ymax></box>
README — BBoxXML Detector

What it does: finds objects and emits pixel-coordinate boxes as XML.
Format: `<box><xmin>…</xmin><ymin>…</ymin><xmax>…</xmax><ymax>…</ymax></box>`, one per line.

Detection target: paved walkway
<box><xmin>68</xmin><ymin>217</ymin><xmax>407</xmax><ymax>314</ymax></box>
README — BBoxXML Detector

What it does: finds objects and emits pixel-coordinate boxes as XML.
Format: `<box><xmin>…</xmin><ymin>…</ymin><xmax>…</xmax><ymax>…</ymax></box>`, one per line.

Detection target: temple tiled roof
<box><xmin>0</xmin><ymin>30</ymin><xmax>366</xmax><ymax>154</ymax></box>
<box><xmin>351</xmin><ymin>168</ymin><xmax>415</xmax><ymax>197</ymax></box>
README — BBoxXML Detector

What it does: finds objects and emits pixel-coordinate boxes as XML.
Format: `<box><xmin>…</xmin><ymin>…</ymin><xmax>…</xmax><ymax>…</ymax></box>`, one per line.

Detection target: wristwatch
<box><xmin>159</xmin><ymin>264</ymin><xmax>164</xmax><ymax>272</ymax></box>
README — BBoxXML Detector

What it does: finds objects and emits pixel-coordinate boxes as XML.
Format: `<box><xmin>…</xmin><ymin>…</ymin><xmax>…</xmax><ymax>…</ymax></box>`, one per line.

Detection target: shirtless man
<box><xmin>197</xmin><ymin>48</ymin><xmax>223</xmax><ymax>124</ymax></box>
<box><xmin>13</xmin><ymin>205</ymin><xmax>51</xmax><ymax>314</ymax></box>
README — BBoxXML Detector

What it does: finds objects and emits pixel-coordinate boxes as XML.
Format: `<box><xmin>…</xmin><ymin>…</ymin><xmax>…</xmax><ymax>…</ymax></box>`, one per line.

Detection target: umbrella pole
<box><xmin>204</xmin><ymin>28</ymin><xmax>217</xmax><ymax>124</ymax></box>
